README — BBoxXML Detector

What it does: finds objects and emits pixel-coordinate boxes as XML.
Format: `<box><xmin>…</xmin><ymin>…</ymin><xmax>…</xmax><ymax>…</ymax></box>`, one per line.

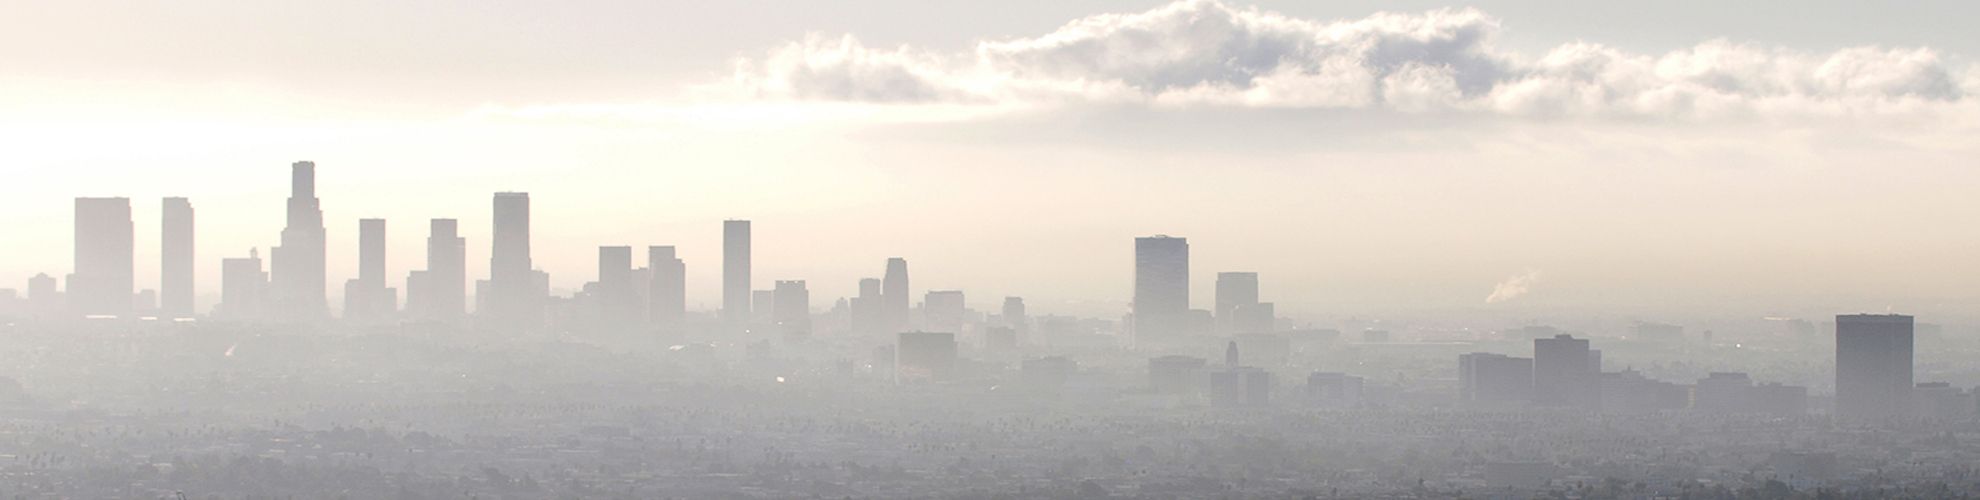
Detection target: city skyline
<box><xmin>4</xmin><ymin>1</ymin><xmax>1980</xmax><ymax>321</ymax></box>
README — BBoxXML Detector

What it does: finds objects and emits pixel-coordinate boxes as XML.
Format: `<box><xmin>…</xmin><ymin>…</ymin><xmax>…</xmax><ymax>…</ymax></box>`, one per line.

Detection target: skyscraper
<box><xmin>71</xmin><ymin>197</ymin><xmax>133</xmax><ymax>317</ymax></box>
<box><xmin>647</xmin><ymin>246</ymin><xmax>686</xmax><ymax>330</ymax></box>
<box><xmin>160</xmin><ymin>197</ymin><xmax>194</xmax><ymax>318</ymax></box>
<box><xmin>410</xmin><ymin>219</ymin><xmax>465</xmax><ymax>323</ymax></box>
<box><xmin>851</xmin><ymin>277</ymin><xmax>882</xmax><ymax>336</ymax></box>
<box><xmin>1533</xmin><ymin>334</ymin><xmax>1599</xmax><ymax>408</ymax></box>
<box><xmin>219</xmin><ymin>248</ymin><xmax>267</xmax><ymax>319</ymax></box>
<box><xmin>1133</xmin><ymin>236</ymin><xmax>1189</xmax><ymax>342</ymax></box>
<box><xmin>343</xmin><ymin>218</ymin><xmax>393</xmax><ymax>321</ymax></box>
<box><xmin>882</xmin><ymin>258</ymin><xmax>910</xmax><ymax>333</ymax></box>
<box><xmin>1002</xmin><ymin>296</ymin><xmax>1027</xmax><ymax>335</ymax></box>
<box><xmin>773</xmin><ymin>280</ymin><xmax>810</xmax><ymax>337</ymax></box>
<box><xmin>723</xmin><ymin>220</ymin><xmax>750</xmax><ymax>325</ymax></box>
<box><xmin>1835</xmin><ymin>314</ymin><xmax>1914</xmax><ymax>420</ymax></box>
<box><xmin>486</xmin><ymin>192</ymin><xmax>540</xmax><ymax>329</ymax></box>
<box><xmin>1214</xmin><ymin>272</ymin><xmax>1258</xmax><ymax>335</ymax></box>
<box><xmin>271</xmin><ymin>161</ymin><xmax>327</xmax><ymax>320</ymax></box>
<box><xmin>597</xmin><ymin>246</ymin><xmax>635</xmax><ymax>329</ymax></box>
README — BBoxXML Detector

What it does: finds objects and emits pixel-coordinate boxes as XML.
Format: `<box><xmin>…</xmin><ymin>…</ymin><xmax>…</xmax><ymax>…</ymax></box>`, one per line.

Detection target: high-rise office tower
<box><xmin>597</xmin><ymin>246</ymin><xmax>635</xmax><ymax>329</ymax></box>
<box><xmin>411</xmin><ymin>219</ymin><xmax>466</xmax><ymax>323</ymax></box>
<box><xmin>72</xmin><ymin>197</ymin><xmax>134</xmax><ymax>317</ymax></box>
<box><xmin>1133</xmin><ymin>236</ymin><xmax>1189</xmax><ymax>342</ymax></box>
<box><xmin>485</xmin><ymin>192</ymin><xmax>540</xmax><ymax>329</ymax></box>
<box><xmin>1533</xmin><ymin>334</ymin><xmax>1599</xmax><ymax>408</ymax></box>
<box><xmin>924</xmin><ymin>290</ymin><xmax>966</xmax><ymax>334</ymax></box>
<box><xmin>26</xmin><ymin>273</ymin><xmax>60</xmax><ymax>317</ymax></box>
<box><xmin>1214</xmin><ymin>272</ymin><xmax>1259</xmax><ymax>335</ymax></box>
<box><xmin>1835</xmin><ymin>314</ymin><xmax>1914</xmax><ymax>419</ymax></box>
<box><xmin>773</xmin><ymin>280</ymin><xmax>810</xmax><ymax>337</ymax></box>
<box><xmin>882</xmin><ymin>258</ymin><xmax>910</xmax><ymax>333</ymax></box>
<box><xmin>1002</xmin><ymin>296</ymin><xmax>1027</xmax><ymax>335</ymax></box>
<box><xmin>723</xmin><ymin>220</ymin><xmax>750</xmax><ymax>324</ymax></box>
<box><xmin>343</xmin><ymin>218</ymin><xmax>393</xmax><ymax>321</ymax></box>
<box><xmin>647</xmin><ymin>246</ymin><xmax>686</xmax><ymax>329</ymax></box>
<box><xmin>271</xmin><ymin>161</ymin><xmax>327</xmax><ymax>320</ymax></box>
<box><xmin>751</xmin><ymin>289</ymin><xmax>775</xmax><ymax>324</ymax></box>
<box><xmin>160</xmin><ymin>197</ymin><xmax>194</xmax><ymax>318</ymax></box>
<box><xmin>219</xmin><ymin>248</ymin><xmax>267</xmax><ymax>319</ymax></box>
<box><xmin>851</xmin><ymin>278</ymin><xmax>882</xmax><ymax>335</ymax></box>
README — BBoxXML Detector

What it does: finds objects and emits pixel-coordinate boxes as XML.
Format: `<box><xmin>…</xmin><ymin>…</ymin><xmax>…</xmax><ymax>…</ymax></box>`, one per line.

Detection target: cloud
<box><xmin>721</xmin><ymin>0</ymin><xmax>1977</xmax><ymax>118</ymax></box>
<box><xmin>1485</xmin><ymin>271</ymin><xmax>1540</xmax><ymax>304</ymax></box>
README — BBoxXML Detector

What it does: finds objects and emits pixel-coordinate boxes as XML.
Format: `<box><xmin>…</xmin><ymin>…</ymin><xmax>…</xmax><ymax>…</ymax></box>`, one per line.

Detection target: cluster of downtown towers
<box><xmin>54</xmin><ymin>162</ymin><xmax>1923</xmax><ymax>419</ymax></box>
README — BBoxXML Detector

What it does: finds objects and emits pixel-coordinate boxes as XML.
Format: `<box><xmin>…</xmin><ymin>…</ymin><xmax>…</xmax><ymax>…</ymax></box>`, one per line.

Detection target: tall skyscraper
<box><xmin>1133</xmin><ymin>236</ymin><xmax>1189</xmax><ymax>342</ymax></box>
<box><xmin>219</xmin><ymin>248</ymin><xmax>267</xmax><ymax>319</ymax></box>
<box><xmin>271</xmin><ymin>161</ymin><xmax>327</xmax><ymax>320</ymax></box>
<box><xmin>160</xmin><ymin>197</ymin><xmax>194</xmax><ymax>318</ymax></box>
<box><xmin>647</xmin><ymin>246</ymin><xmax>686</xmax><ymax>329</ymax></box>
<box><xmin>410</xmin><ymin>219</ymin><xmax>466</xmax><ymax>323</ymax></box>
<box><xmin>485</xmin><ymin>192</ymin><xmax>540</xmax><ymax>329</ymax></box>
<box><xmin>71</xmin><ymin>197</ymin><xmax>134</xmax><ymax>317</ymax></box>
<box><xmin>882</xmin><ymin>258</ymin><xmax>910</xmax><ymax>333</ymax></box>
<box><xmin>597</xmin><ymin>246</ymin><xmax>635</xmax><ymax>329</ymax></box>
<box><xmin>1214</xmin><ymin>272</ymin><xmax>1259</xmax><ymax>335</ymax></box>
<box><xmin>723</xmin><ymin>220</ymin><xmax>750</xmax><ymax>325</ymax></box>
<box><xmin>1533</xmin><ymin>334</ymin><xmax>1599</xmax><ymax>408</ymax></box>
<box><xmin>773</xmin><ymin>280</ymin><xmax>810</xmax><ymax>337</ymax></box>
<box><xmin>343</xmin><ymin>218</ymin><xmax>393</xmax><ymax>321</ymax></box>
<box><xmin>1836</xmin><ymin>314</ymin><xmax>1914</xmax><ymax>420</ymax></box>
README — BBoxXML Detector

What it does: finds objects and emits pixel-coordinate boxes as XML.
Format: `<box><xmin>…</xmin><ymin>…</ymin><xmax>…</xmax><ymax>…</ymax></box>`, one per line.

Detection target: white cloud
<box><xmin>720</xmin><ymin>0</ymin><xmax>1977</xmax><ymax>118</ymax></box>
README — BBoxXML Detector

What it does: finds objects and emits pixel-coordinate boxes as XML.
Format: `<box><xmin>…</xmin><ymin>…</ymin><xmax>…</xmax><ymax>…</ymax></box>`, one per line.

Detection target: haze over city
<box><xmin>4</xmin><ymin>1</ymin><xmax>1980</xmax><ymax>498</ymax></box>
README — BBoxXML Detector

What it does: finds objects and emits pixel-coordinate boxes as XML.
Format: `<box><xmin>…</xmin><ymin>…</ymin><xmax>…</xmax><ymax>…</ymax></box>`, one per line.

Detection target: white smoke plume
<box><xmin>1485</xmin><ymin>270</ymin><xmax>1541</xmax><ymax>304</ymax></box>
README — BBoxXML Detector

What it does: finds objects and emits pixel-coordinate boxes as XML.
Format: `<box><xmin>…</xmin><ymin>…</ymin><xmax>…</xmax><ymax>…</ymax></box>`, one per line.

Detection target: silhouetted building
<box><xmin>1912</xmin><ymin>382</ymin><xmax>1973</xmax><ymax>420</ymax></box>
<box><xmin>773</xmin><ymin>280</ymin><xmax>809</xmax><ymax>338</ymax></box>
<box><xmin>751</xmin><ymin>290</ymin><xmax>775</xmax><ymax>325</ymax></box>
<box><xmin>485</xmin><ymin>192</ymin><xmax>541</xmax><ymax>329</ymax></box>
<box><xmin>1600</xmin><ymin>370</ymin><xmax>1688</xmax><ymax>413</ymax></box>
<box><xmin>1749</xmin><ymin>383</ymin><xmax>1809</xmax><ymax>416</ymax></box>
<box><xmin>26</xmin><ymin>273</ymin><xmax>59</xmax><ymax>317</ymax></box>
<box><xmin>1534</xmin><ymin>334</ymin><xmax>1599</xmax><ymax>408</ymax></box>
<box><xmin>882</xmin><ymin>258</ymin><xmax>910</xmax><ymax>333</ymax></box>
<box><xmin>71</xmin><ymin>197</ymin><xmax>133</xmax><ymax>317</ymax></box>
<box><xmin>647</xmin><ymin>246</ymin><xmax>685</xmax><ymax>330</ymax></box>
<box><xmin>160</xmin><ymin>197</ymin><xmax>194</xmax><ymax>318</ymax></box>
<box><xmin>271</xmin><ymin>161</ymin><xmax>327</xmax><ymax>320</ymax></box>
<box><xmin>851</xmin><ymin>278</ymin><xmax>882</xmax><ymax>336</ymax></box>
<box><xmin>597</xmin><ymin>246</ymin><xmax>635</xmax><ymax>329</ymax></box>
<box><xmin>219</xmin><ymin>249</ymin><xmax>267</xmax><ymax>319</ymax></box>
<box><xmin>723</xmin><ymin>220</ymin><xmax>750</xmax><ymax>325</ymax></box>
<box><xmin>408</xmin><ymin>219</ymin><xmax>465</xmax><ymax>323</ymax></box>
<box><xmin>1835</xmin><ymin>314</ymin><xmax>1913</xmax><ymax>419</ymax></box>
<box><xmin>1214</xmin><ymin>272</ymin><xmax>1258</xmax><ymax>335</ymax></box>
<box><xmin>1210</xmin><ymin>366</ymin><xmax>1271</xmax><ymax>407</ymax></box>
<box><xmin>1459</xmin><ymin>352</ymin><xmax>1534</xmax><ymax>408</ymax></box>
<box><xmin>1133</xmin><ymin>235</ymin><xmax>1189</xmax><ymax>342</ymax></box>
<box><xmin>896</xmin><ymin>332</ymin><xmax>957</xmax><ymax>383</ymax></box>
<box><xmin>343</xmin><ymin>218</ymin><xmax>394</xmax><ymax>322</ymax></box>
<box><xmin>1234</xmin><ymin>333</ymin><xmax>1290</xmax><ymax>367</ymax></box>
<box><xmin>1149</xmin><ymin>355</ymin><xmax>1207</xmax><ymax>394</ymax></box>
<box><xmin>924</xmin><ymin>290</ymin><xmax>965</xmax><ymax>334</ymax></box>
<box><xmin>1001</xmin><ymin>296</ymin><xmax>1027</xmax><ymax>335</ymax></box>
<box><xmin>1307</xmin><ymin>372</ymin><xmax>1364</xmax><ymax>408</ymax></box>
<box><xmin>1694</xmin><ymin>372</ymin><xmax>1753</xmax><ymax>413</ymax></box>
<box><xmin>984</xmin><ymin>326</ymin><xmax>1018</xmax><ymax>352</ymax></box>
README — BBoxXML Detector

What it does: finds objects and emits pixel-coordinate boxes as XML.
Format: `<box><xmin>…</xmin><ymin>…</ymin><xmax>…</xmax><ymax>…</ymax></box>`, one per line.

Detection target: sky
<box><xmin>2</xmin><ymin>0</ymin><xmax>1978</xmax><ymax>322</ymax></box>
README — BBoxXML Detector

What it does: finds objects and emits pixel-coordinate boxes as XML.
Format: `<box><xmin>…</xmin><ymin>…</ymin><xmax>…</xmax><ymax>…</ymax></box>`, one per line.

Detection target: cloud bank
<box><xmin>724</xmin><ymin>0</ymin><xmax>1976</xmax><ymax>118</ymax></box>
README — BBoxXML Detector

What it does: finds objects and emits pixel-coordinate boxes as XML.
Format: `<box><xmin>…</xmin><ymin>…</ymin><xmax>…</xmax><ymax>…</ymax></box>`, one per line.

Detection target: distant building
<box><xmin>1210</xmin><ymin>367</ymin><xmax>1272</xmax><ymax>407</ymax></box>
<box><xmin>1234</xmin><ymin>333</ymin><xmax>1290</xmax><ymax>367</ymax></box>
<box><xmin>218</xmin><ymin>249</ymin><xmax>267</xmax><ymax>319</ymax></box>
<box><xmin>1459</xmin><ymin>352</ymin><xmax>1533</xmax><ymax>408</ymax></box>
<box><xmin>408</xmin><ymin>219</ymin><xmax>466</xmax><ymax>323</ymax></box>
<box><xmin>1001</xmin><ymin>296</ymin><xmax>1027</xmax><ymax>335</ymax></box>
<box><xmin>851</xmin><ymin>278</ymin><xmax>882</xmax><ymax>336</ymax></box>
<box><xmin>160</xmin><ymin>197</ymin><xmax>195</xmax><ymax>318</ymax></box>
<box><xmin>1534</xmin><ymin>334</ymin><xmax>1599</xmax><ymax>408</ymax></box>
<box><xmin>1149</xmin><ymin>355</ymin><xmax>1208</xmax><ymax>394</ymax></box>
<box><xmin>1749</xmin><ymin>383</ymin><xmax>1809</xmax><ymax>416</ymax></box>
<box><xmin>1132</xmin><ymin>236</ymin><xmax>1189</xmax><ymax>342</ymax></box>
<box><xmin>1231</xmin><ymin>302</ymin><xmax>1275</xmax><ymax>334</ymax></box>
<box><xmin>1835</xmin><ymin>314</ymin><xmax>1913</xmax><ymax>419</ymax></box>
<box><xmin>1694</xmin><ymin>372</ymin><xmax>1753</xmax><ymax>412</ymax></box>
<box><xmin>722</xmin><ymin>220</ymin><xmax>750</xmax><ymax>324</ymax></box>
<box><xmin>750</xmin><ymin>290</ymin><xmax>775</xmax><ymax>325</ymax></box>
<box><xmin>983</xmin><ymin>326</ymin><xmax>1018</xmax><ymax>352</ymax></box>
<box><xmin>270</xmin><ymin>161</ymin><xmax>327</xmax><ymax>320</ymax></box>
<box><xmin>896</xmin><ymin>332</ymin><xmax>958</xmax><ymax>383</ymax></box>
<box><xmin>924</xmin><ymin>290</ymin><xmax>965</xmax><ymax>334</ymax></box>
<box><xmin>71</xmin><ymin>197</ymin><xmax>133</xmax><ymax>317</ymax></box>
<box><xmin>343</xmin><ymin>218</ymin><xmax>394</xmax><ymax>322</ymax></box>
<box><xmin>773</xmin><ymin>280</ymin><xmax>809</xmax><ymax>338</ymax></box>
<box><xmin>881</xmin><ymin>258</ymin><xmax>910</xmax><ymax>333</ymax></box>
<box><xmin>1913</xmin><ymin>382</ymin><xmax>1974</xmax><ymax>420</ymax></box>
<box><xmin>596</xmin><ymin>246</ymin><xmax>635</xmax><ymax>330</ymax></box>
<box><xmin>1306</xmin><ymin>372</ymin><xmax>1364</xmax><ymax>408</ymax></box>
<box><xmin>1600</xmin><ymin>370</ymin><xmax>1687</xmax><ymax>413</ymax></box>
<box><xmin>485</xmin><ymin>192</ymin><xmax>541</xmax><ymax>330</ymax></box>
<box><xmin>1214</xmin><ymin>272</ymin><xmax>1258</xmax><ymax>335</ymax></box>
<box><xmin>647</xmin><ymin>246</ymin><xmax>686</xmax><ymax>330</ymax></box>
